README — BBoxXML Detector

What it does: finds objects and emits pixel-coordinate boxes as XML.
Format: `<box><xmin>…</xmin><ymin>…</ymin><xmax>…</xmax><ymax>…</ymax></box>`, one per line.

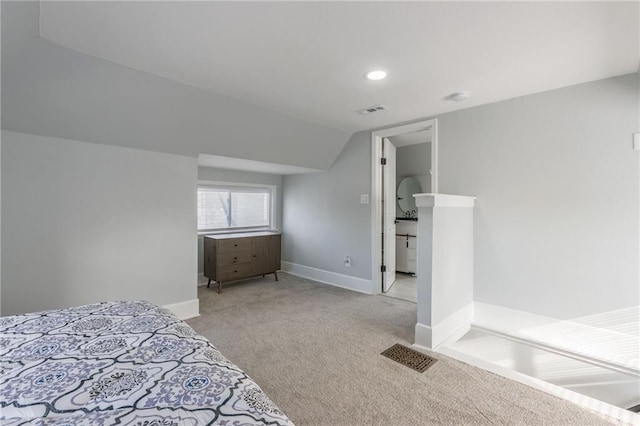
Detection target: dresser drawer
<box><xmin>204</xmin><ymin>232</ymin><xmax>282</xmax><ymax>292</ymax></box>
<box><xmin>218</xmin><ymin>238</ymin><xmax>252</xmax><ymax>252</ymax></box>
<box><xmin>218</xmin><ymin>250</ymin><xmax>252</xmax><ymax>266</ymax></box>
<box><xmin>217</xmin><ymin>263</ymin><xmax>253</xmax><ymax>281</ymax></box>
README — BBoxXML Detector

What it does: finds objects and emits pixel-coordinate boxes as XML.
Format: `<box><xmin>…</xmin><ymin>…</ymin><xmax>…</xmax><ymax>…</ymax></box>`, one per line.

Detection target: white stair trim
<box><xmin>439</xmin><ymin>344</ymin><xmax>640</xmax><ymax>425</ymax></box>
<box><xmin>414</xmin><ymin>302</ymin><xmax>474</xmax><ymax>351</ymax></box>
<box><xmin>474</xmin><ymin>302</ymin><xmax>640</xmax><ymax>375</ymax></box>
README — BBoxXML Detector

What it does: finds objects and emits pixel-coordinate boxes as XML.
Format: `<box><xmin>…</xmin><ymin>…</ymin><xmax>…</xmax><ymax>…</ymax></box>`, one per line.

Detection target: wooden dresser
<box><xmin>204</xmin><ymin>231</ymin><xmax>281</xmax><ymax>293</ymax></box>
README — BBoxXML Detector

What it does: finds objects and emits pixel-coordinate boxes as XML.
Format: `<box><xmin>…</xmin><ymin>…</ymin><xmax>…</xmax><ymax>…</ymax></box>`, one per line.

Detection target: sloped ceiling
<box><xmin>39</xmin><ymin>1</ymin><xmax>639</xmax><ymax>132</ymax></box>
<box><xmin>2</xmin><ymin>2</ymin><xmax>638</xmax><ymax>172</ymax></box>
<box><xmin>1</xmin><ymin>2</ymin><xmax>351</xmax><ymax>171</ymax></box>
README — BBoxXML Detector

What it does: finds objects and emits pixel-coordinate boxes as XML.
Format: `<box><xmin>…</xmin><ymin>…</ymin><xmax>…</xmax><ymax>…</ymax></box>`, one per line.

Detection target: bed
<box><xmin>0</xmin><ymin>300</ymin><xmax>293</xmax><ymax>425</ymax></box>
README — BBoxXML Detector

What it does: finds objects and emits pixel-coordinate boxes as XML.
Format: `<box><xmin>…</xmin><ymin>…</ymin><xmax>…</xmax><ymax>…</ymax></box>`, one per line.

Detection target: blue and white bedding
<box><xmin>0</xmin><ymin>301</ymin><xmax>293</xmax><ymax>425</ymax></box>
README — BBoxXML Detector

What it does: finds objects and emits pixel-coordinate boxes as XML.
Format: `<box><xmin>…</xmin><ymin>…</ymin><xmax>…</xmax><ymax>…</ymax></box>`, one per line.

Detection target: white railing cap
<box><xmin>414</xmin><ymin>193</ymin><xmax>476</xmax><ymax>208</ymax></box>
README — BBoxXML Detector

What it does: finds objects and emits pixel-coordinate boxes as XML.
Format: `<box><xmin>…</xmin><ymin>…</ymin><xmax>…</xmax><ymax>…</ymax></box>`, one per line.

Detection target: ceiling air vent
<box><xmin>356</xmin><ymin>104</ymin><xmax>388</xmax><ymax>115</ymax></box>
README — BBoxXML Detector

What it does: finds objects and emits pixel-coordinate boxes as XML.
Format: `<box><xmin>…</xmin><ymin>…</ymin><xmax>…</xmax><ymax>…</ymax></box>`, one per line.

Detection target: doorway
<box><xmin>370</xmin><ymin>119</ymin><xmax>438</xmax><ymax>298</ymax></box>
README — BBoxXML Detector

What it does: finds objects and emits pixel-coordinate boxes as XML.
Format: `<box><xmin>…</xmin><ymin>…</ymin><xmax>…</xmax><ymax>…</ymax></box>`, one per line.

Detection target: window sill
<box><xmin>197</xmin><ymin>228</ymin><xmax>278</xmax><ymax>239</ymax></box>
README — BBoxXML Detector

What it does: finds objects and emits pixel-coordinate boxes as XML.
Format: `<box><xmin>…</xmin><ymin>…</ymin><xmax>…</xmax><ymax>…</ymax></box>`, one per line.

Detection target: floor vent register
<box><xmin>381</xmin><ymin>343</ymin><xmax>437</xmax><ymax>373</ymax></box>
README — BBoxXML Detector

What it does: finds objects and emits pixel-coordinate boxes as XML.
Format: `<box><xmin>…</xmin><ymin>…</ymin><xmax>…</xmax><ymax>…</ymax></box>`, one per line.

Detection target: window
<box><xmin>197</xmin><ymin>182</ymin><xmax>274</xmax><ymax>232</ymax></box>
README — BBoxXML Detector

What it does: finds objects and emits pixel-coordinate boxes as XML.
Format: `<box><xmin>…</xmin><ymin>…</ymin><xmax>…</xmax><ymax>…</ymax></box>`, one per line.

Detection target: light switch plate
<box><xmin>633</xmin><ymin>133</ymin><xmax>640</xmax><ymax>150</ymax></box>
<box><xmin>360</xmin><ymin>194</ymin><xmax>369</xmax><ymax>204</ymax></box>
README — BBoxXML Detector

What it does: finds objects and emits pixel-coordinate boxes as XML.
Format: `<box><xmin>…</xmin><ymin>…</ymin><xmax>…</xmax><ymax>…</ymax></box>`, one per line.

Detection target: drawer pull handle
<box><xmin>234</xmin><ymin>244</ymin><xmax>238</xmax><ymax>247</ymax></box>
<box><xmin>234</xmin><ymin>257</ymin><xmax>237</xmax><ymax>260</ymax></box>
<box><xmin>234</xmin><ymin>270</ymin><xmax>238</xmax><ymax>273</ymax></box>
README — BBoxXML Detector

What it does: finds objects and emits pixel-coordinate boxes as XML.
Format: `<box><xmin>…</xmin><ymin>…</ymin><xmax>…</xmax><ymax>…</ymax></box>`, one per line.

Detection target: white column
<box><xmin>413</xmin><ymin>193</ymin><xmax>476</xmax><ymax>350</ymax></box>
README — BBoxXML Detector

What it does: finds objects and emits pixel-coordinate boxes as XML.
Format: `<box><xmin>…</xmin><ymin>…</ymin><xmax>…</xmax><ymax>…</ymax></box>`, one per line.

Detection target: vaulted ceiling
<box><xmin>39</xmin><ymin>1</ymin><xmax>639</xmax><ymax>132</ymax></box>
<box><xmin>2</xmin><ymin>1</ymin><xmax>638</xmax><ymax>171</ymax></box>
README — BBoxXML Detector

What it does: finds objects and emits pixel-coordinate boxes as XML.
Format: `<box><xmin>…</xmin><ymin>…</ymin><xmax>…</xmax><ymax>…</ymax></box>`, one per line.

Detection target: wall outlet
<box><xmin>360</xmin><ymin>194</ymin><xmax>369</xmax><ymax>204</ymax></box>
<box><xmin>633</xmin><ymin>133</ymin><xmax>640</xmax><ymax>150</ymax></box>
<box><xmin>344</xmin><ymin>256</ymin><xmax>352</xmax><ymax>267</ymax></box>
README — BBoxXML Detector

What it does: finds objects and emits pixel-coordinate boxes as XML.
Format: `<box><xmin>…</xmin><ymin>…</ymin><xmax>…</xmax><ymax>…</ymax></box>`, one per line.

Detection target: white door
<box><xmin>382</xmin><ymin>138</ymin><xmax>397</xmax><ymax>292</ymax></box>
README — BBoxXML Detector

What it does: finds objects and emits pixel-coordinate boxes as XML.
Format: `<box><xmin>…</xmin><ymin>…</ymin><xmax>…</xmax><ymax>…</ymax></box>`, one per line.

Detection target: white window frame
<box><xmin>197</xmin><ymin>180</ymin><xmax>277</xmax><ymax>234</ymax></box>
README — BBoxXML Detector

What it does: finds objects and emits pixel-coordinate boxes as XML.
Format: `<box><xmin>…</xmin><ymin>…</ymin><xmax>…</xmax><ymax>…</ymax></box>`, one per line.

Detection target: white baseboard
<box><xmin>163</xmin><ymin>298</ymin><xmax>199</xmax><ymax>320</ymax></box>
<box><xmin>281</xmin><ymin>261</ymin><xmax>373</xmax><ymax>294</ymax></box>
<box><xmin>414</xmin><ymin>302</ymin><xmax>473</xmax><ymax>351</ymax></box>
<box><xmin>438</xmin><ymin>345</ymin><xmax>640</xmax><ymax>426</ymax></box>
<box><xmin>197</xmin><ymin>272</ymin><xmax>207</xmax><ymax>287</ymax></box>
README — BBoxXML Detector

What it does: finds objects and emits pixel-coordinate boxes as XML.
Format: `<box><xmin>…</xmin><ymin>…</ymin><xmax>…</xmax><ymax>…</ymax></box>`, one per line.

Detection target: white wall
<box><xmin>283</xmin><ymin>73</ymin><xmax>639</xmax><ymax>320</ymax></box>
<box><xmin>0</xmin><ymin>2</ymin><xmax>3</xmax><ymax>316</ymax></box>
<box><xmin>0</xmin><ymin>132</ymin><xmax>2</xmax><ymax>316</ymax></box>
<box><xmin>197</xmin><ymin>167</ymin><xmax>283</xmax><ymax>275</ymax></box>
<box><xmin>1</xmin><ymin>131</ymin><xmax>197</xmax><ymax>315</ymax></box>
<box><xmin>283</xmin><ymin>131</ymin><xmax>372</xmax><ymax>280</ymax></box>
<box><xmin>415</xmin><ymin>195</ymin><xmax>475</xmax><ymax>350</ymax></box>
<box><xmin>1</xmin><ymin>2</ymin><xmax>350</xmax><ymax>171</ymax></box>
<box><xmin>438</xmin><ymin>73</ymin><xmax>639</xmax><ymax>319</ymax></box>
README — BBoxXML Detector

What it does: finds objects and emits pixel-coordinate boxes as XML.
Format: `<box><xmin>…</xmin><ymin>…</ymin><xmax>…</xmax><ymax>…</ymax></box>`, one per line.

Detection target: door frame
<box><xmin>370</xmin><ymin>118</ymin><xmax>438</xmax><ymax>294</ymax></box>
<box><xmin>382</xmin><ymin>137</ymin><xmax>397</xmax><ymax>292</ymax></box>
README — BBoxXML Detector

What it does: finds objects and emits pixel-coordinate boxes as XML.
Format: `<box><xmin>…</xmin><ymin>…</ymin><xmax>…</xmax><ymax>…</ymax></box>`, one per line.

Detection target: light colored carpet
<box><xmin>187</xmin><ymin>273</ymin><xmax>623</xmax><ymax>426</ymax></box>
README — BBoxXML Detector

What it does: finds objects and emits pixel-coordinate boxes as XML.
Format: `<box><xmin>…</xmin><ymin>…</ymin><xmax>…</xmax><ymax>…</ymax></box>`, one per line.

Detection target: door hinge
<box><xmin>381</xmin><ymin>265</ymin><xmax>387</xmax><ymax>272</ymax></box>
<box><xmin>381</xmin><ymin>158</ymin><xmax>387</xmax><ymax>165</ymax></box>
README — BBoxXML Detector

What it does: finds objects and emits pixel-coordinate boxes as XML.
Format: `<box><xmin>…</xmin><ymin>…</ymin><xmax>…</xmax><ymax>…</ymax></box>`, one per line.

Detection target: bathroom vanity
<box><xmin>396</xmin><ymin>219</ymin><xmax>417</xmax><ymax>274</ymax></box>
<box><xmin>395</xmin><ymin>176</ymin><xmax>421</xmax><ymax>274</ymax></box>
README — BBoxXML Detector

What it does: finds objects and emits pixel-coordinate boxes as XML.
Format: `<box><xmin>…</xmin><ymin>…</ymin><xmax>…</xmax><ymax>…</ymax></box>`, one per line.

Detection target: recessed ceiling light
<box><xmin>445</xmin><ymin>92</ymin><xmax>470</xmax><ymax>102</ymax></box>
<box><xmin>365</xmin><ymin>70</ymin><xmax>387</xmax><ymax>81</ymax></box>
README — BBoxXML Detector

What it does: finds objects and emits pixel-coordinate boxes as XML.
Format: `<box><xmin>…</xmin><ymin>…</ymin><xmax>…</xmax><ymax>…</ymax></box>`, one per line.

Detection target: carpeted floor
<box><xmin>187</xmin><ymin>273</ymin><xmax>623</xmax><ymax>426</ymax></box>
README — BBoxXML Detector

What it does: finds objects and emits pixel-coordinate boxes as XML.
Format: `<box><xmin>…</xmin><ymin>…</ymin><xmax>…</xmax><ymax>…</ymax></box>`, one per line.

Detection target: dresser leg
<box><xmin>274</xmin><ymin>271</ymin><xmax>278</xmax><ymax>281</ymax></box>
<box><xmin>218</xmin><ymin>281</ymin><xmax>222</xmax><ymax>294</ymax></box>
<box><xmin>207</xmin><ymin>278</ymin><xmax>211</xmax><ymax>288</ymax></box>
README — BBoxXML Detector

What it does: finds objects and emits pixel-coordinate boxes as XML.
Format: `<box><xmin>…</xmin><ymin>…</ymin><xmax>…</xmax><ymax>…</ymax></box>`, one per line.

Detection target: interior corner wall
<box><xmin>438</xmin><ymin>73</ymin><xmax>640</xmax><ymax>319</ymax></box>
<box><xmin>1</xmin><ymin>131</ymin><xmax>198</xmax><ymax>315</ymax></box>
<box><xmin>282</xmin><ymin>131</ymin><xmax>372</xmax><ymax>281</ymax></box>
<box><xmin>196</xmin><ymin>167</ymin><xmax>283</xmax><ymax>275</ymax></box>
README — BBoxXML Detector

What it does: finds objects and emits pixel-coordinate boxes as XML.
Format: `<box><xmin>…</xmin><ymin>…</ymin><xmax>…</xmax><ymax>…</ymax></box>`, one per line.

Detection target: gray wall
<box><xmin>0</xmin><ymin>132</ymin><xmax>2</xmax><ymax>315</ymax></box>
<box><xmin>396</xmin><ymin>143</ymin><xmax>430</xmax><ymax>180</ymax></box>
<box><xmin>283</xmin><ymin>131</ymin><xmax>372</xmax><ymax>280</ymax></box>
<box><xmin>1</xmin><ymin>131</ymin><xmax>197</xmax><ymax>315</ymax></box>
<box><xmin>1</xmin><ymin>2</ymin><xmax>350</xmax><ymax>171</ymax></box>
<box><xmin>0</xmin><ymin>3</ymin><xmax>3</xmax><ymax>316</ymax></box>
<box><xmin>197</xmin><ymin>167</ymin><xmax>283</xmax><ymax>275</ymax></box>
<box><xmin>282</xmin><ymin>73</ymin><xmax>639</xmax><ymax>320</ymax></box>
<box><xmin>396</xmin><ymin>142</ymin><xmax>430</xmax><ymax>216</ymax></box>
<box><xmin>438</xmin><ymin>73</ymin><xmax>639</xmax><ymax>319</ymax></box>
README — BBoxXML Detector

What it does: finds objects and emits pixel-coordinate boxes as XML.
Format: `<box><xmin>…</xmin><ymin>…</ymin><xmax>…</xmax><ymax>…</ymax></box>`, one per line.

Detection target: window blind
<box><xmin>197</xmin><ymin>185</ymin><xmax>271</xmax><ymax>231</ymax></box>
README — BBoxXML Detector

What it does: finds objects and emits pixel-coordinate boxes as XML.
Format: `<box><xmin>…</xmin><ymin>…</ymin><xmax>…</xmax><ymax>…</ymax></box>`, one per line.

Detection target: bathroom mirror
<box><xmin>397</xmin><ymin>177</ymin><xmax>422</xmax><ymax>214</ymax></box>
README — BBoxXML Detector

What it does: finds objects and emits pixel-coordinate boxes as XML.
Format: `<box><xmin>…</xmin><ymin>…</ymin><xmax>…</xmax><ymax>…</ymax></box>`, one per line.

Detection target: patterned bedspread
<box><xmin>0</xmin><ymin>301</ymin><xmax>293</xmax><ymax>425</ymax></box>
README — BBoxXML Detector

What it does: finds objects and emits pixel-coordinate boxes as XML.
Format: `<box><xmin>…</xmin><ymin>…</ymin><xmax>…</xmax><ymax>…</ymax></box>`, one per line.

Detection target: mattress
<box><xmin>0</xmin><ymin>300</ymin><xmax>293</xmax><ymax>425</ymax></box>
